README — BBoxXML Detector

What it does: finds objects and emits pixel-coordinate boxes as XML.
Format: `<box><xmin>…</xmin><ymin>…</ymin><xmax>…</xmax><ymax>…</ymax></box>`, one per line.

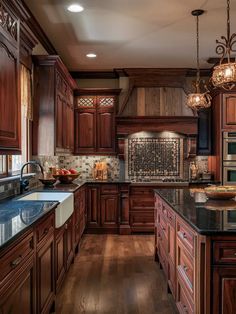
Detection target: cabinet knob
<box><xmin>11</xmin><ymin>255</ymin><xmax>22</xmax><ymax>268</ymax></box>
<box><xmin>183</xmin><ymin>265</ymin><xmax>189</xmax><ymax>272</ymax></box>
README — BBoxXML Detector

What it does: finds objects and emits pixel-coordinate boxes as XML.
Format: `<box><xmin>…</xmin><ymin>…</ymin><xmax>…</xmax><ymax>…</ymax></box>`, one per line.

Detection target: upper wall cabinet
<box><xmin>222</xmin><ymin>94</ymin><xmax>236</xmax><ymax>130</ymax></box>
<box><xmin>0</xmin><ymin>1</ymin><xmax>20</xmax><ymax>154</ymax></box>
<box><xmin>32</xmin><ymin>56</ymin><xmax>77</xmax><ymax>156</ymax></box>
<box><xmin>74</xmin><ymin>89</ymin><xmax>121</xmax><ymax>155</ymax></box>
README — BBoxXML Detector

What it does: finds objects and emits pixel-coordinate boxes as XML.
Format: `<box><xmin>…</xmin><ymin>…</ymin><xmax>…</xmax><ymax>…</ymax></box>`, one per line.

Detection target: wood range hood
<box><xmin>116</xmin><ymin>116</ymin><xmax>198</xmax><ymax>136</ymax></box>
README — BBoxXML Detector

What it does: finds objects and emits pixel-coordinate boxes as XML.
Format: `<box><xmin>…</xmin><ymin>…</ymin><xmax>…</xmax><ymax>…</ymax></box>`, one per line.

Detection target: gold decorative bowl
<box><xmin>53</xmin><ymin>173</ymin><xmax>79</xmax><ymax>184</ymax></box>
<box><xmin>205</xmin><ymin>186</ymin><xmax>236</xmax><ymax>200</ymax></box>
<box><xmin>39</xmin><ymin>177</ymin><xmax>57</xmax><ymax>186</ymax></box>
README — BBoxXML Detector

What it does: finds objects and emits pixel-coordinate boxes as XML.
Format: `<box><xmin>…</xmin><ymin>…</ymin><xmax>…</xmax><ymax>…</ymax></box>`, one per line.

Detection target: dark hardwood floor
<box><xmin>55</xmin><ymin>235</ymin><xmax>177</xmax><ymax>314</ymax></box>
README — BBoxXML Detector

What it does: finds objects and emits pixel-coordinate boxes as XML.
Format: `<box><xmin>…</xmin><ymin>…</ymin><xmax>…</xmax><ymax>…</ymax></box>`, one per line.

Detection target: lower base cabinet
<box><xmin>0</xmin><ymin>257</ymin><xmax>35</xmax><ymax>314</ymax></box>
<box><xmin>37</xmin><ymin>234</ymin><xmax>55</xmax><ymax>314</ymax></box>
<box><xmin>55</xmin><ymin>215</ymin><xmax>74</xmax><ymax>292</ymax></box>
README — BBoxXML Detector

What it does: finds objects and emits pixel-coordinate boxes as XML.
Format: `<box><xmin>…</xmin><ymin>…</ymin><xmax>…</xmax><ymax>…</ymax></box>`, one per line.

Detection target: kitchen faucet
<box><xmin>20</xmin><ymin>161</ymin><xmax>44</xmax><ymax>194</ymax></box>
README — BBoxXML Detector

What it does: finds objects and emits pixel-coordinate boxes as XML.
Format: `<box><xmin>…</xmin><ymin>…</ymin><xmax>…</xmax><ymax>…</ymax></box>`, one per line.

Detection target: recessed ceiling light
<box><xmin>67</xmin><ymin>4</ymin><xmax>84</xmax><ymax>13</ymax></box>
<box><xmin>86</xmin><ymin>53</ymin><xmax>97</xmax><ymax>58</ymax></box>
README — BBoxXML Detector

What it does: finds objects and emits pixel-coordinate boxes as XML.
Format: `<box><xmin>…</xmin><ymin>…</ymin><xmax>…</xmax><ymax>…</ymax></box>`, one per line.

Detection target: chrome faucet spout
<box><xmin>20</xmin><ymin>161</ymin><xmax>44</xmax><ymax>194</ymax></box>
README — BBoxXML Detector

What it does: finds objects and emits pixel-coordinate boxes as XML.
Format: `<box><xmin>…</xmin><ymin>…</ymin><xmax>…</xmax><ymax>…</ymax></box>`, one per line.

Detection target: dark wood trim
<box><xmin>21</xmin><ymin>0</ymin><xmax>57</xmax><ymax>55</ymax></box>
<box><xmin>207</xmin><ymin>57</ymin><xmax>235</xmax><ymax>65</ymax></box>
<box><xmin>70</xmin><ymin>70</ymin><xmax>118</xmax><ymax>79</ymax></box>
<box><xmin>119</xmin><ymin>68</ymin><xmax>211</xmax><ymax>77</ymax></box>
<box><xmin>74</xmin><ymin>88</ymin><xmax>122</xmax><ymax>96</ymax></box>
<box><xmin>116</xmin><ymin>116</ymin><xmax>198</xmax><ymax>135</ymax></box>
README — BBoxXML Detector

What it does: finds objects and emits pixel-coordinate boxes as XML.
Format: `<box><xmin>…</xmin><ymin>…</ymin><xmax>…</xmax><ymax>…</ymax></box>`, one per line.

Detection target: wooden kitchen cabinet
<box><xmin>32</xmin><ymin>55</ymin><xmax>77</xmax><ymax>155</ymax></box>
<box><xmin>129</xmin><ymin>186</ymin><xmax>155</xmax><ymax>233</ymax></box>
<box><xmin>74</xmin><ymin>89</ymin><xmax>120</xmax><ymax>155</ymax></box>
<box><xmin>223</xmin><ymin>94</ymin><xmax>236</xmax><ymax>129</ymax></box>
<box><xmin>197</xmin><ymin>108</ymin><xmax>212</xmax><ymax>155</ymax></box>
<box><xmin>87</xmin><ymin>185</ymin><xmax>100</xmax><ymax>230</ymax></box>
<box><xmin>0</xmin><ymin>230</ymin><xmax>36</xmax><ymax>314</ymax></box>
<box><xmin>100</xmin><ymin>194</ymin><xmax>119</xmax><ymax>230</ymax></box>
<box><xmin>55</xmin><ymin>214</ymin><xmax>74</xmax><ymax>292</ymax></box>
<box><xmin>0</xmin><ymin>1</ymin><xmax>21</xmax><ymax>154</ymax></box>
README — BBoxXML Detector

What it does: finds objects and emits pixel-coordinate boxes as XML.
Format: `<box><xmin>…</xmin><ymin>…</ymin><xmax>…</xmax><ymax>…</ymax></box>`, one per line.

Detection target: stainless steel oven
<box><xmin>223</xmin><ymin>162</ymin><xmax>236</xmax><ymax>185</ymax></box>
<box><xmin>223</xmin><ymin>132</ymin><xmax>236</xmax><ymax>161</ymax></box>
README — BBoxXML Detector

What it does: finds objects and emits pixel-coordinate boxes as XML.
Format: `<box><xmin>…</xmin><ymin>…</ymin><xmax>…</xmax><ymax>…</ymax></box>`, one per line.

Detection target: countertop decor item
<box><xmin>211</xmin><ymin>0</ymin><xmax>236</xmax><ymax>90</ymax></box>
<box><xmin>204</xmin><ymin>185</ymin><xmax>236</xmax><ymax>200</ymax></box>
<box><xmin>186</xmin><ymin>9</ymin><xmax>211</xmax><ymax>110</ymax></box>
<box><xmin>205</xmin><ymin>199</ymin><xmax>236</xmax><ymax>210</ymax></box>
<box><xmin>53</xmin><ymin>173</ymin><xmax>79</xmax><ymax>184</ymax></box>
<box><xmin>39</xmin><ymin>177</ymin><xmax>57</xmax><ymax>186</ymax></box>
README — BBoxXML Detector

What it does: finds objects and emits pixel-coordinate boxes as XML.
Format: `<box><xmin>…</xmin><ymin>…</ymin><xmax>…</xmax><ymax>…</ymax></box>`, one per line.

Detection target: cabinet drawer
<box><xmin>0</xmin><ymin>231</ymin><xmax>34</xmax><ymax>286</ymax></box>
<box><xmin>213</xmin><ymin>241</ymin><xmax>236</xmax><ymax>264</ymax></box>
<box><xmin>176</xmin><ymin>278</ymin><xmax>194</xmax><ymax>314</ymax></box>
<box><xmin>177</xmin><ymin>240</ymin><xmax>194</xmax><ymax>297</ymax></box>
<box><xmin>100</xmin><ymin>184</ymin><xmax>118</xmax><ymax>194</ymax></box>
<box><xmin>35</xmin><ymin>212</ymin><xmax>55</xmax><ymax>245</ymax></box>
<box><xmin>130</xmin><ymin>197</ymin><xmax>154</xmax><ymax>211</ymax></box>
<box><xmin>130</xmin><ymin>211</ymin><xmax>154</xmax><ymax>232</ymax></box>
<box><xmin>177</xmin><ymin>218</ymin><xmax>195</xmax><ymax>256</ymax></box>
<box><xmin>130</xmin><ymin>186</ymin><xmax>155</xmax><ymax>195</ymax></box>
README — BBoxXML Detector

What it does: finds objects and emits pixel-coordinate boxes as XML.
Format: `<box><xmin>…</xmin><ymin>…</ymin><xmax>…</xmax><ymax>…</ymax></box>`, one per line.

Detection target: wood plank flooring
<box><xmin>55</xmin><ymin>235</ymin><xmax>177</xmax><ymax>314</ymax></box>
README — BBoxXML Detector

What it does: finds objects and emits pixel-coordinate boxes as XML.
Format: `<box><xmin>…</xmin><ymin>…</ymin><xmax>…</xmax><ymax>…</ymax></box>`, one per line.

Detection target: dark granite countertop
<box><xmin>155</xmin><ymin>188</ymin><xmax>236</xmax><ymax>235</ymax></box>
<box><xmin>0</xmin><ymin>198</ymin><xmax>58</xmax><ymax>250</ymax></box>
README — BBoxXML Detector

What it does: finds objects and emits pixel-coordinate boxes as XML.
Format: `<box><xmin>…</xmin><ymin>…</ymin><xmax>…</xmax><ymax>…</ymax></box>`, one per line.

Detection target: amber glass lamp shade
<box><xmin>186</xmin><ymin>93</ymin><xmax>211</xmax><ymax>110</ymax></box>
<box><xmin>212</xmin><ymin>62</ymin><xmax>236</xmax><ymax>90</ymax></box>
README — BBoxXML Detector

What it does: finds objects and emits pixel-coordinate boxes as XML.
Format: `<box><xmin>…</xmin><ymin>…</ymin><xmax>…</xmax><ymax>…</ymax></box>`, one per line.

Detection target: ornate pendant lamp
<box><xmin>186</xmin><ymin>10</ymin><xmax>211</xmax><ymax>111</ymax></box>
<box><xmin>212</xmin><ymin>0</ymin><xmax>236</xmax><ymax>90</ymax></box>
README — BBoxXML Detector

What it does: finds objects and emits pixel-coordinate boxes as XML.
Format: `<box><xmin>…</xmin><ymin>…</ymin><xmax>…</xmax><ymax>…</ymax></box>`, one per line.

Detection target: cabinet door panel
<box><xmin>87</xmin><ymin>187</ymin><xmax>100</xmax><ymax>228</ymax></box>
<box><xmin>37</xmin><ymin>235</ymin><xmax>54</xmax><ymax>314</ymax></box>
<box><xmin>0</xmin><ymin>259</ymin><xmax>35</xmax><ymax>314</ymax></box>
<box><xmin>223</xmin><ymin>94</ymin><xmax>236</xmax><ymax>129</ymax></box>
<box><xmin>66</xmin><ymin>216</ymin><xmax>74</xmax><ymax>270</ymax></box>
<box><xmin>56</xmin><ymin>94</ymin><xmax>63</xmax><ymax>149</ymax></box>
<box><xmin>213</xmin><ymin>267</ymin><xmax>236</xmax><ymax>314</ymax></box>
<box><xmin>97</xmin><ymin>111</ymin><xmax>115</xmax><ymax>152</ymax></box>
<box><xmin>101</xmin><ymin>194</ymin><xmax>118</xmax><ymax>228</ymax></box>
<box><xmin>0</xmin><ymin>37</ymin><xmax>20</xmax><ymax>152</ymax></box>
<box><xmin>75</xmin><ymin>110</ymin><xmax>96</xmax><ymax>153</ymax></box>
<box><xmin>55</xmin><ymin>228</ymin><xmax>66</xmax><ymax>291</ymax></box>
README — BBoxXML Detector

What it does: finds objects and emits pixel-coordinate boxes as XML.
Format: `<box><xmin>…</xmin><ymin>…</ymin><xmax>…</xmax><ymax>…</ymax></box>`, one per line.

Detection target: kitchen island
<box><xmin>155</xmin><ymin>188</ymin><xmax>236</xmax><ymax>314</ymax></box>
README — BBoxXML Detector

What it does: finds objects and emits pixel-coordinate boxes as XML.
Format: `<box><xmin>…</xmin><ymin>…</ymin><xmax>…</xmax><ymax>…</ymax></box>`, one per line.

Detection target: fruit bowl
<box><xmin>53</xmin><ymin>173</ymin><xmax>79</xmax><ymax>184</ymax></box>
<box><xmin>204</xmin><ymin>186</ymin><xmax>236</xmax><ymax>200</ymax></box>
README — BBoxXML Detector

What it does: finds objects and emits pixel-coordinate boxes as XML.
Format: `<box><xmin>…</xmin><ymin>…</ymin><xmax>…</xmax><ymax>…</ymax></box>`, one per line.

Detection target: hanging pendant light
<box><xmin>186</xmin><ymin>10</ymin><xmax>211</xmax><ymax>111</ymax></box>
<box><xmin>212</xmin><ymin>0</ymin><xmax>236</xmax><ymax>90</ymax></box>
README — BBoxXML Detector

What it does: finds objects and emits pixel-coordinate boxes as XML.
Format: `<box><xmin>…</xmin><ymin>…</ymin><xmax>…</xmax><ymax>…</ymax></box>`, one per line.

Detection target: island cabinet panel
<box><xmin>223</xmin><ymin>94</ymin><xmax>236</xmax><ymax>129</ymax></box>
<box><xmin>0</xmin><ymin>2</ymin><xmax>21</xmax><ymax>154</ymax></box>
<box><xmin>119</xmin><ymin>184</ymin><xmax>131</xmax><ymax>235</ymax></box>
<box><xmin>213</xmin><ymin>267</ymin><xmax>236</xmax><ymax>314</ymax></box>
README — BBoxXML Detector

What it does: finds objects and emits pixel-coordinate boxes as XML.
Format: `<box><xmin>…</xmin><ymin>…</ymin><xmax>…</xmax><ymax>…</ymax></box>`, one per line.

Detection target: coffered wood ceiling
<box><xmin>24</xmin><ymin>0</ymin><xmax>236</xmax><ymax>71</ymax></box>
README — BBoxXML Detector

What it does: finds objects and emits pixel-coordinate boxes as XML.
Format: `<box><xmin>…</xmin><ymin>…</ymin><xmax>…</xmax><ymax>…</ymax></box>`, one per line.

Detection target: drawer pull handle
<box><xmin>43</xmin><ymin>228</ymin><xmax>49</xmax><ymax>235</ymax></box>
<box><xmin>180</xmin><ymin>232</ymin><xmax>187</xmax><ymax>239</ymax></box>
<box><xmin>183</xmin><ymin>305</ymin><xmax>188</xmax><ymax>313</ymax></box>
<box><xmin>183</xmin><ymin>265</ymin><xmax>189</xmax><ymax>272</ymax></box>
<box><xmin>11</xmin><ymin>255</ymin><xmax>22</xmax><ymax>268</ymax></box>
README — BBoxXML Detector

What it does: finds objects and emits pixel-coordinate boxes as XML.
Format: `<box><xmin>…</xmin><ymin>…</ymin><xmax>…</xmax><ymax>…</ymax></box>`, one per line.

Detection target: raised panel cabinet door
<box><xmin>97</xmin><ymin>109</ymin><xmax>115</xmax><ymax>153</ymax></box>
<box><xmin>0</xmin><ymin>258</ymin><xmax>36</xmax><ymax>314</ymax></box>
<box><xmin>213</xmin><ymin>267</ymin><xmax>236</xmax><ymax>314</ymax></box>
<box><xmin>223</xmin><ymin>94</ymin><xmax>236</xmax><ymax>129</ymax></box>
<box><xmin>168</xmin><ymin>222</ymin><xmax>175</xmax><ymax>265</ymax></box>
<box><xmin>100</xmin><ymin>194</ymin><xmax>119</xmax><ymax>229</ymax></box>
<box><xmin>75</xmin><ymin>110</ymin><xmax>96</xmax><ymax>153</ymax></box>
<box><xmin>56</xmin><ymin>94</ymin><xmax>63</xmax><ymax>149</ymax></box>
<box><xmin>197</xmin><ymin>108</ymin><xmax>212</xmax><ymax>155</ymax></box>
<box><xmin>87</xmin><ymin>186</ymin><xmax>100</xmax><ymax>228</ymax></box>
<box><xmin>55</xmin><ymin>227</ymin><xmax>66</xmax><ymax>292</ymax></box>
<box><xmin>0</xmin><ymin>34</ymin><xmax>20</xmax><ymax>152</ymax></box>
<box><xmin>37</xmin><ymin>235</ymin><xmax>55</xmax><ymax>314</ymax></box>
<box><xmin>65</xmin><ymin>216</ymin><xmax>74</xmax><ymax>270</ymax></box>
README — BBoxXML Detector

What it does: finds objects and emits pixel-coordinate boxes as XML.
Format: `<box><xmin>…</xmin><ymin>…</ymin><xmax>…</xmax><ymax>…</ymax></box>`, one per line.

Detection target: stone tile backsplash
<box><xmin>58</xmin><ymin>155</ymin><xmax>120</xmax><ymax>180</ymax></box>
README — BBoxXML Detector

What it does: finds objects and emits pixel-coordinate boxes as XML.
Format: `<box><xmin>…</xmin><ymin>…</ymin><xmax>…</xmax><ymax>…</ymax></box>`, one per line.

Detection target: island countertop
<box><xmin>155</xmin><ymin>188</ymin><xmax>236</xmax><ymax>235</ymax></box>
